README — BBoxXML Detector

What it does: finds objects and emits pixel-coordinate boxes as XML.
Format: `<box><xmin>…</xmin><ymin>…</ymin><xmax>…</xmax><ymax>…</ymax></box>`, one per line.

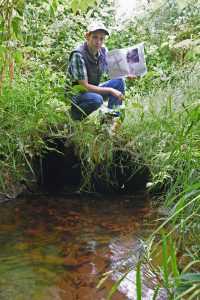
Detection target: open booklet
<box><xmin>106</xmin><ymin>43</ymin><xmax>147</xmax><ymax>78</ymax></box>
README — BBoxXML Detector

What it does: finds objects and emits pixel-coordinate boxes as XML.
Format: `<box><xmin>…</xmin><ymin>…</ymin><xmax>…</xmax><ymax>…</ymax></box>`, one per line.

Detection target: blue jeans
<box><xmin>71</xmin><ymin>77</ymin><xmax>125</xmax><ymax>120</ymax></box>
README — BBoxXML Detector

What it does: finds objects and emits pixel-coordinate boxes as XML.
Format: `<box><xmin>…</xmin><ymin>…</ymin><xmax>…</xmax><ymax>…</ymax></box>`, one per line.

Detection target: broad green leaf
<box><xmin>52</xmin><ymin>0</ymin><xmax>58</xmax><ymax>11</ymax></box>
<box><xmin>79</xmin><ymin>0</ymin><xmax>89</xmax><ymax>12</ymax></box>
<box><xmin>86</xmin><ymin>8</ymin><xmax>93</xmax><ymax>19</ymax></box>
<box><xmin>0</xmin><ymin>31</ymin><xmax>6</xmax><ymax>42</ymax></box>
<box><xmin>13</xmin><ymin>50</ymin><xmax>23</xmax><ymax>64</ymax></box>
<box><xmin>0</xmin><ymin>21</ymin><xmax>4</xmax><ymax>30</ymax></box>
<box><xmin>53</xmin><ymin>86</ymin><xmax>66</xmax><ymax>93</ymax></box>
<box><xmin>22</xmin><ymin>46</ymin><xmax>36</xmax><ymax>53</ymax></box>
<box><xmin>72</xmin><ymin>84</ymin><xmax>87</xmax><ymax>93</ymax></box>
<box><xmin>59</xmin><ymin>97</ymin><xmax>71</xmax><ymax>105</ymax></box>
<box><xmin>185</xmin><ymin>50</ymin><xmax>196</xmax><ymax>61</ymax></box>
<box><xmin>71</xmin><ymin>0</ymin><xmax>79</xmax><ymax>13</ymax></box>
<box><xmin>119</xmin><ymin>108</ymin><xmax>126</xmax><ymax>123</ymax></box>
<box><xmin>14</xmin><ymin>4</ymin><xmax>25</xmax><ymax>17</ymax></box>
<box><xmin>131</xmin><ymin>102</ymin><xmax>143</xmax><ymax>109</ymax></box>
<box><xmin>0</xmin><ymin>46</ymin><xmax>8</xmax><ymax>52</ymax></box>
<box><xmin>12</xmin><ymin>17</ymin><xmax>22</xmax><ymax>37</ymax></box>
<box><xmin>161</xmin><ymin>42</ymin><xmax>169</xmax><ymax>48</ymax></box>
<box><xmin>16</xmin><ymin>34</ymin><xmax>24</xmax><ymax>43</ymax></box>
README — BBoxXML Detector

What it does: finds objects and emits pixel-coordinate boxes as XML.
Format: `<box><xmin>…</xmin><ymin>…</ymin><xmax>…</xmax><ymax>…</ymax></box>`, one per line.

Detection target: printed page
<box><xmin>106</xmin><ymin>43</ymin><xmax>147</xmax><ymax>78</ymax></box>
<box><xmin>126</xmin><ymin>43</ymin><xmax>147</xmax><ymax>76</ymax></box>
<box><xmin>106</xmin><ymin>48</ymin><xmax>129</xmax><ymax>78</ymax></box>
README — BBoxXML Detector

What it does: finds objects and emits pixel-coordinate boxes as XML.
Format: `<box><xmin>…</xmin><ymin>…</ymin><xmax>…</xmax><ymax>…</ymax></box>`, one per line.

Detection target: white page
<box><xmin>106</xmin><ymin>43</ymin><xmax>147</xmax><ymax>78</ymax></box>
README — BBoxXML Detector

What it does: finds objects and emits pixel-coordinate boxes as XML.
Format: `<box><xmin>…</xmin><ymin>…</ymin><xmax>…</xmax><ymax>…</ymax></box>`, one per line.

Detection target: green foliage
<box><xmin>0</xmin><ymin>0</ymin><xmax>106</xmax><ymax>85</ymax></box>
<box><xmin>0</xmin><ymin>71</ymin><xmax>68</xmax><ymax>196</ymax></box>
<box><xmin>67</xmin><ymin>120</ymin><xmax>116</xmax><ymax>192</ymax></box>
<box><xmin>106</xmin><ymin>0</ymin><xmax>200</xmax><ymax>96</ymax></box>
<box><xmin>20</xmin><ymin>3</ymin><xmax>87</xmax><ymax>71</ymax></box>
<box><xmin>98</xmin><ymin>61</ymin><xmax>199</xmax><ymax>299</ymax></box>
<box><xmin>0</xmin><ymin>1</ymin><xmax>200</xmax><ymax>298</ymax></box>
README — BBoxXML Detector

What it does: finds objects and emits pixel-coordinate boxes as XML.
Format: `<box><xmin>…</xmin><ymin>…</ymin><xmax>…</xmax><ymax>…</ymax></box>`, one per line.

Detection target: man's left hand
<box><xmin>125</xmin><ymin>74</ymin><xmax>137</xmax><ymax>80</ymax></box>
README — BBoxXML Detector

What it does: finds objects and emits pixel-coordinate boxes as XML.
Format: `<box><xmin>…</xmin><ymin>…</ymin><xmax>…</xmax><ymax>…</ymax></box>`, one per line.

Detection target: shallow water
<box><xmin>0</xmin><ymin>194</ymin><xmax>163</xmax><ymax>300</ymax></box>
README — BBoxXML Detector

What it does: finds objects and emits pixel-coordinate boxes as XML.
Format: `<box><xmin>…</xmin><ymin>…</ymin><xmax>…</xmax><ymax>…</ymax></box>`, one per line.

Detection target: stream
<box><xmin>0</xmin><ymin>193</ymin><xmax>164</xmax><ymax>300</ymax></box>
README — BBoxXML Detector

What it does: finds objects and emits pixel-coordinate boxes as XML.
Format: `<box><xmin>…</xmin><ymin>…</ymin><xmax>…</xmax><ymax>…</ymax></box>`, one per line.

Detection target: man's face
<box><xmin>86</xmin><ymin>30</ymin><xmax>106</xmax><ymax>54</ymax></box>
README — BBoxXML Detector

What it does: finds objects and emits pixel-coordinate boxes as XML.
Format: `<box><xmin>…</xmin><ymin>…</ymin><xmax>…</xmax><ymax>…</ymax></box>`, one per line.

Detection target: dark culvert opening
<box><xmin>33</xmin><ymin>139</ymin><xmax>82</xmax><ymax>193</ymax></box>
<box><xmin>33</xmin><ymin>139</ymin><xmax>150</xmax><ymax>195</ymax></box>
<box><xmin>91</xmin><ymin>150</ymin><xmax>150</xmax><ymax>194</ymax></box>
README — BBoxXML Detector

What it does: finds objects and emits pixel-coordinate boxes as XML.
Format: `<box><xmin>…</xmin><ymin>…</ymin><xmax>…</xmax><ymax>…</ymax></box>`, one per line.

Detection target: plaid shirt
<box><xmin>69</xmin><ymin>52</ymin><xmax>88</xmax><ymax>81</ymax></box>
<box><xmin>69</xmin><ymin>50</ymin><xmax>104</xmax><ymax>82</ymax></box>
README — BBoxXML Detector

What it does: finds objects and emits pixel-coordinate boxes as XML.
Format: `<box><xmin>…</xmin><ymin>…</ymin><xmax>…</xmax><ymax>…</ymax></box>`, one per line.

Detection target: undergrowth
<box><xmin>1</xmin><ymin>63</ymin><xmax>199</xmax><ymax>199</ymax></box>
<box><xmin>0</xmin><ymin>72</ymin><xmax>68</xmax><ymax>197</ymax></box>
<box><xmin>0</xmin><ymin>55</ymin><xmax>199</xmax><ymax>300</ymax></box>
<box><xmin>97</xmin><ymin>63</ymin><xmax>200</xmax><ymax>299</ymax></box>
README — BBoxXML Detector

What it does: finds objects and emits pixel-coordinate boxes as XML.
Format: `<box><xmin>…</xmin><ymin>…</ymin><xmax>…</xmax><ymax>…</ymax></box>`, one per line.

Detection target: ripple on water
<box><xmin>0</xmin><ymin>194</ymin><xmax>165</xmax><ymax>299</ymax></box>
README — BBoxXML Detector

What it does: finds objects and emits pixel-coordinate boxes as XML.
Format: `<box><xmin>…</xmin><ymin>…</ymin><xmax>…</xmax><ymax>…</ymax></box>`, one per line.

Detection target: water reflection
<box><xmin>0</xmin><ymin>194</ymin><xmax>160</xmax><ymax>299</ymax></box>
<box><xmin>109</xmin><ymin>234</ymin><xmax>167</xmax><ymax>300</ymax></box>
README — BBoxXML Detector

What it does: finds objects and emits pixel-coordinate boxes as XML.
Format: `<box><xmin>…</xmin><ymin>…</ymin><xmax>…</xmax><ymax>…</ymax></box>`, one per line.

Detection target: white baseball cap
<box><xmin>88</xmin><ymin>21</ymin><xmax>109</xmax><ymax>35</ymax></box>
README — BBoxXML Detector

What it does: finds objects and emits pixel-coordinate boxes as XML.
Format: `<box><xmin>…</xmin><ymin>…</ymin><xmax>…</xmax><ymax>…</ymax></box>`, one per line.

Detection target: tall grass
<box><xmin>1</xmin><ymin>63</ymin><xmax>199</xmax><ymax>198</ymax></box>
<box><xmin>0</xmin><ymin>71</ymin><xmax>68</xmax><ymax>197</ymax></box>
<box><xmin>0</xmin><ymin>57</ymin><xmax>199</xmax><ymax>298</ymax></box>
<box><xmin>100</xmin><ymin>64</ymin><xmax>200</xmax><ymax>298</ymax></box>
<box><xmin>105</xmin><ymin>185</ymin><xmax>199</xmax><ymax>299</ymax></box>
<box><xmin>121</xmin><ymin>63</ymin><xmax>200</xmax><ymax>193</ymax></box>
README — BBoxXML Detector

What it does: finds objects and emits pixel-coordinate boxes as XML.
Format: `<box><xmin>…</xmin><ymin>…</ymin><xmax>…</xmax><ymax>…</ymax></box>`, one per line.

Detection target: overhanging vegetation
<box><xmin>0</xmin><ymin>0</ymin><xmax>199</xmax><ymax>298</ymax></box>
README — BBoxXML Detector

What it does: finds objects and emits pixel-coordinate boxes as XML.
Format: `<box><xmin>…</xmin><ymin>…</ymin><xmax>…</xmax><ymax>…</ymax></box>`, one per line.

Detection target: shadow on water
<box><xmin>0</xmin><ymin>194</ymin><xmax>164</xmax><ymax>299</ymax></box>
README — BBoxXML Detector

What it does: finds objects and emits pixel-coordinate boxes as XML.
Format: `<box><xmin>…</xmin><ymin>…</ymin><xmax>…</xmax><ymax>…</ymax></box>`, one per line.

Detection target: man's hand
<box><xmin>125</xmin><ymin>74</ymin><xmax>137</xmax><ymax>80</ymax></box>
<box><xmin>110</xmin><ymin>88</ymin><xmax>124</xmax><ymax>100</ymax></box>
<box><xmin>78</xmin><ymin>80</ymin><xmax>124</xmax><ymax>100</ymax></box>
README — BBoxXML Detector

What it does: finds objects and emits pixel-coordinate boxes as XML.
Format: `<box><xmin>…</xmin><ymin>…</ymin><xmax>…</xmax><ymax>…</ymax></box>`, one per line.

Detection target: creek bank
<box><xmin>33</xmin><ymin>138</ymin><xmax>150</xmax><ymax>195</ymax></box>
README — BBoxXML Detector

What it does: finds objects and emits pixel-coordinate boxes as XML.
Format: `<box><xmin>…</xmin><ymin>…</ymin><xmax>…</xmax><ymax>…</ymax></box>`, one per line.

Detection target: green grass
<box><xmin>95</xmin><ymin>64</ymin><xmax>200</xmax><ymax>299</ymax></box>
<box><xmin>0</xmin><ymin>71</ymin><xmax>69</xmax><ymax>196</ymax></box>
<box><xmin>1</xmin><ymin>63</ymin><xmax>199</xmax><ymax>198</ymax></box>
<box><xmin>0</xmin><ymin>59</ymin><xmax>199</xmax><ymax>299</ymax></box>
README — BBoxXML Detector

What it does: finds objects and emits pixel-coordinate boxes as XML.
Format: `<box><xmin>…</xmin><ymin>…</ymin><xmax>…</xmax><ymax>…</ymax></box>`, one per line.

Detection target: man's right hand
<box><xmin>110</xmin><ymin>88</ymin><xmax>124</xmax><ymax>100</ymax></box>
<box><xmin>78</xmin><ymin>80</ymin><xmax>124</xmax><ymax>100</ymax></box>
